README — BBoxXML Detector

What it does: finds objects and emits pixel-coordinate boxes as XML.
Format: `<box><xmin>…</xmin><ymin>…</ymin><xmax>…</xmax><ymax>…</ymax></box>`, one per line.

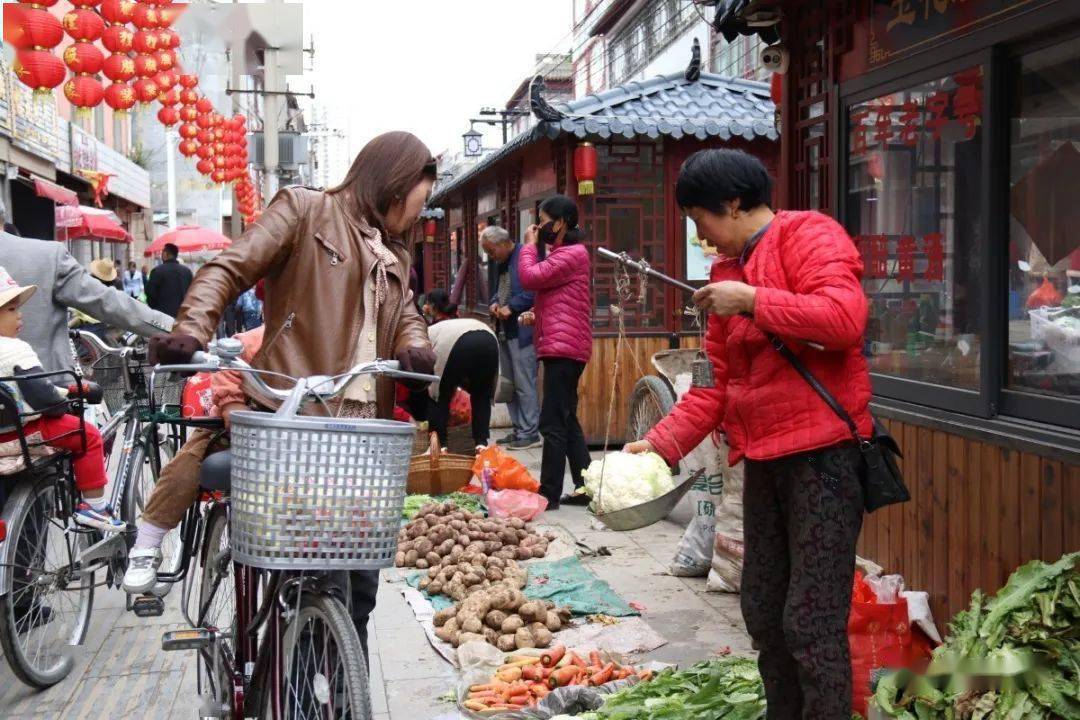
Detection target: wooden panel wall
<box><xmin>857</xmin><ymin>417</ymin><xmax>1080</xmax><ymax>625</ymax></box>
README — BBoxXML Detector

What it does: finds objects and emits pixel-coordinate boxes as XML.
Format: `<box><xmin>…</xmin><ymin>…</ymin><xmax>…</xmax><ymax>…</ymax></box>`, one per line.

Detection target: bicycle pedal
<box><xmin>131</xmin><ymin>594</ymin><xmax>165</xmax><ymax>617</ymax></box>
<box><xmin>162</xmin><ymin>627</ymin><xmax>213</xmax><ymax>652</ymax></box>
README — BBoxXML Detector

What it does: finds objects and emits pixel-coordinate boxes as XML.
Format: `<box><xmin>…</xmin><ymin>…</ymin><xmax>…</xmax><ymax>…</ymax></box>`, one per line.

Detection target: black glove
<box><xmin>396</xmin><ymin>346</ymin><xmax>436</xmax><ymax>389</ymax></box>
<box><xmin>148</xmin><ymin>333</ymin><xmax>203</xmax><ymax>366</ymax></box>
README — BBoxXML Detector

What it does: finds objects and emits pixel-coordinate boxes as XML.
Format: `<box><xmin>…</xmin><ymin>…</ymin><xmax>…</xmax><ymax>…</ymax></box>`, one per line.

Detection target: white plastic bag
<box><xmin>707</xmin><ymin>442</ymin><xmax>745</xmax><ymax>593</ymax></box>
<box><xmin>669</xmin><ymin>434</ymin><xmax>724</xmax><ymax>577</ymax></box>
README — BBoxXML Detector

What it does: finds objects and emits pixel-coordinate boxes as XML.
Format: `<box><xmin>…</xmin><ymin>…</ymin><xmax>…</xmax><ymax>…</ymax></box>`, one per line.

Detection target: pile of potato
<box><xmin>433</xmin><ymin>580</ymin><xmax>572</xmax><ymax>651</ymax></box>
<box><xmin>394</xmin><ymin>501</ymin><xmax>555</xmax><ymax>572</ymax></box>
<box><xmin>417</xmin><ymin>553</ymin><xmax>526</xmax><ymax>601</ymax></box>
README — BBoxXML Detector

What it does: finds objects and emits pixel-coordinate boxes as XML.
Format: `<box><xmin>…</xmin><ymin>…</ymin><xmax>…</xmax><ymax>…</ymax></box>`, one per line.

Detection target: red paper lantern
<box><xmin>102</xmin><ymin>52</ymin><xmax>135</xmax><ymax>82</ymax></box>
<box><xmin>213</xmin><ymin>155</ymin><xmax>226</xmax><ymax>169</ymax></box>
<box><xmin>157</xmin><ymin>28</ymin><xmax>179</xmax><ymax>50</ymax></box>
<box><xmin>133</xmin><ymin>76</ymin><xmax>159</xmax><ymax>103</ymax></box>
<box><xmin>196</xmin><ymin>128</ymin><xmax>213</xmax><ymax>144</ymax></box>
<box><xmin>423</xmin><ymin>219</ymin><xmax>437</xmax><ymax>242</ymax></box>
<box><xmin>195</xmin><ymin>113</ymin><xmax>213</xmax><ymax>130</ymax></box>
<box><xmin>63</xmin><ymin>9</ymin><xmax>104</xmax><ymax>42</ymax></box>
<box><xmin>133</xmin><ymin>53</ymin><xmax>158</xmax><ymax>78</ymax></box>
<box><xmin>178</xmin><ymin>138</ymin><xmax>198</xmax><ymax>157</ymax></box>
<box><xmin>68</xmin><ymin>0</ymin><xmax>101</xmax><ymax>7</ymax></box>
<box><xmin>154</xmin><ymin>48</ymin><xmax>175</xmax><ymax>71</ymax></box>
<box><xmin>158</xmin><ymin>87</ymin><xmax>179</xmax><ymax>106</ymax></box>
<box><xmin>64</xmin><ymin>75</ymin><xmax>104</xmax><ymax>110</ymax></box>
<box><xmin>178</xmin><ymin>122</ymin><xmax>198</xmax><ymax>139</ymax></box>
<box><xmin>15</xmin><ymin>0</ymin><xmax>61</xmax><ymax>7</ymax></box>
<box><xmin>179</xmin><ymin>105</ymin><xmax>197</xmax><ymax>122</ymax></box>
<box><xmin>132</xmin><ymin>29</ymin><xmax>158</xmax><ymax>53</ymax></box>
<box><xmin>104</xmin><ymin>81</ymin><xmax>135</xmax><ymax>112</ymax></box>
<box><xmin>573</xmin><ymin>142</ymin><xmax>598</xmax><ymax>196</ymax></box>
<box><xmin>154</xmin><ymin>69</ymin><xmax>177</xmax><ymax>92</ymax></box>
<box><xmin>156</xmin><ymin>105</ymin><xmax>178</xmax><ymax>127</ymax></box>
<box><xmin>13</xmin><ymin>49</ymin><xmax>66</xmax><ymax>94</ymax></box>
<box><xmin>178</xmin><ymin>73</ymin><xmax>198</xmax><ymax>89</ymax></box>
<box><xmin>196</xmin><ymin>143</ymin><xmax>214</xmax><ymax>160</ymax></box>
<box><xmin>131</xmin><ymin>4</ymin><xmax>159</xmax><ymax>30</ymax></box>
<box><xmin>179</xmin><ymin>88</ymin><xmax>198</xmax><ymax>106</ymax></box>
<box><xmin>63</xmin><ymin>42</ymin><xmax>104</xmax><ymax>75</ymax></box>
<box><xmin>196</xmin><ymin>159</ymin><xmax>213</xmax><ymax>175</ymax></box>
<box><xmin>7</xmin><ymin>7</ymin><xmax>64</xmax><ymax>51</ymax></box>
<box><xmin>213</xmin><ymin>141</ymin><xmax>225</xmax><ymax>155</ymax></box>
<box><xmin>100</xmin><ymin>0</ymin><xmax>136</xmax><ymax>24</ymax></box>
<box><xmin>156</xmin><ymin>6</ymin><xmax>176</xmax><ymax>28</ymax></box>
<box><xmin>101</xmin><ymin>24</ymin><xmax>134</xmax><ymax>53</ymax></box>
<box><xmin>211</xmin><ymin>169</ymin><xmax>227</xmax><ymax>184</ymax></box>
<box><xmin>770</xmin><ymin>73</ymin><xmax>783</xmax><ymax>105</ymax></box>
<box><xmin>195</xmin><ymin>96</ymin><xmax>213</xmax><ymax>114</ymax></box>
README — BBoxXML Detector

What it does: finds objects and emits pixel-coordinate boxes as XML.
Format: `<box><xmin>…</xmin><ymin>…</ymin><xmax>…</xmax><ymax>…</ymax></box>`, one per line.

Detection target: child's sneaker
<box><xmin>73</xmin><ymin>502</ymin><xmax>126</xmax><ymax>533</ymax></box>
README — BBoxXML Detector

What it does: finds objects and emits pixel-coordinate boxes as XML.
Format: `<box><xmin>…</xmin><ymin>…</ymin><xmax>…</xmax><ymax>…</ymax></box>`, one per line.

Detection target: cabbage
<box><xmin>582</xmin><ymin>452</ymin><xmax>675</xmax><ymax>513</ymax></box>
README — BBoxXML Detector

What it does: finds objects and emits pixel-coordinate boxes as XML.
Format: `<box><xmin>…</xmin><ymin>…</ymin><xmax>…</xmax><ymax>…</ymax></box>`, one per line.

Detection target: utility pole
<box><xmin>165</xmin><ymin>129</ymin><xmax>177</xmax><ymax>229</ymax></box>
<box><xmin>261</xmin><ymin>0</ymin><xmax>284</xmax><ymax>201</ymax></box>
<box><xmin>230</xmin><ymin>0</ymin><xmax>243</xmax><ymax>237</ymax></box>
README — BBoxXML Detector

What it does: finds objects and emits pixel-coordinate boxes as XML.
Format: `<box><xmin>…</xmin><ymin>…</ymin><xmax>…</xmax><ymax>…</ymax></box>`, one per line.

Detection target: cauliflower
<box><xmin>582</xmin><ymin>452</ymin><xmax>675</xmax><ymax>513</ymax></box>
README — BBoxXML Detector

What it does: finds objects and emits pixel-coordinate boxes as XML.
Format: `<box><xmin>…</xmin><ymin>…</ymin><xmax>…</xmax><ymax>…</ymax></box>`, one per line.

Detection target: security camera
<box><xmin>761</xmin><ymin>44</ymin><xmax>789</xmax><ymax>74</ymax></box>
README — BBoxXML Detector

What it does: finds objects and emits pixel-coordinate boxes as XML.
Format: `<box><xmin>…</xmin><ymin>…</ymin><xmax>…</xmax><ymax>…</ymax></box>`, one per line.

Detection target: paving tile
<box><xmin>368</xmin><ymin>647</ymin><xmax>389</xmax><ymax>715</ymax></box>
<box><xmin>385</xmin><ymin>675</ymin><xmax>458</xmax><ymax>720</ymax></box>
<box><xmin>61</xmin><ymin>667</ymin><xmax>187</xmax><ymax>719</ymax></box>
<box><xmin>84</xmin><ymin>622</ymin><xmax>189</xmax><ymax>677</ymax></box>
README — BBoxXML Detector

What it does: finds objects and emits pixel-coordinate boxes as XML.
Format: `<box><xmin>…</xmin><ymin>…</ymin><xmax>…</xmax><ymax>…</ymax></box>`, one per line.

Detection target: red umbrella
<box><xmin>144</xmin><ymin>225</ymin><xmax>231</xmax><ymax>257</ymax></box>
<box><xmin>55</xmin><ymin>205</ymin><xmax>130</xmax><ymax>242</ymax></box>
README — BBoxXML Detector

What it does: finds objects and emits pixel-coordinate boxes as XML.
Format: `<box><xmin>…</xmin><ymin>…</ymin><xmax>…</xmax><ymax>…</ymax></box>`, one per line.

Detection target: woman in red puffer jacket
<box><xmin>519</xmin><ymin>195</ymin><xmax>592</xmax><ymax>510</ymax></box>
<box><xmin>626</xmin><ymin>149</ymin><xmax>871</xmax><ymax>720</ymax></box>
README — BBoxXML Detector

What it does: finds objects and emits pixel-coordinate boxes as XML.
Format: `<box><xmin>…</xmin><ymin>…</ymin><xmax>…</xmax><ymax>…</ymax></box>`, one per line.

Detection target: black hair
<box><xmin>675</xmin><ymin>149</ymin><xmax>773</xmax><ymax>213</ymax></box>
<box><xmin>163</xmin><ymin>242</ymin><xmax>180</xmax><ymax>259</ymax></box>
<box><xmin>539</xmin><ymin>194</ymin><xmax>585</xmax><ymax>245</ymax></box>
<box><xmin>426</xmin><ymin>288</ymin><xmax>458</xmax><ymax>317</ymax></box>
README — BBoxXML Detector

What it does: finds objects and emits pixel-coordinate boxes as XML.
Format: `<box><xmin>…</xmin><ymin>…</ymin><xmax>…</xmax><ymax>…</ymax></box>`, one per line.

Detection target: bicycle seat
<box><xmin>199</xmin><ymin>450</ymin><xmax>231</xmax><ymax>492</ymax></box>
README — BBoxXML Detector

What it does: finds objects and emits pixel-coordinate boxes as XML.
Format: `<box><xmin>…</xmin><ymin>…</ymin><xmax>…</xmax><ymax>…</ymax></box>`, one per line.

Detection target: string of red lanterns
<box><xmin>10</xmin><ymin>0</ymin><xmax>67</xmax><ymax>97</ymax></box>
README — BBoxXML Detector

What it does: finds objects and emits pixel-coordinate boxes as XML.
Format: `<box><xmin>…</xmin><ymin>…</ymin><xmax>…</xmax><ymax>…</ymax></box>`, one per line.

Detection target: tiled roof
<box><xmin>430</xmin><ymin>71</ymin><xmax>775</xmax><ymax>205</ymax></box>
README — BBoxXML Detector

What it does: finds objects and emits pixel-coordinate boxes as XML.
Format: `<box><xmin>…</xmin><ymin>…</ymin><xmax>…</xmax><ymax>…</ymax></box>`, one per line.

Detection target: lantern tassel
<box><xmin>578</xmin><ymin>179</ymin><xmax>595</xmax><ymax>196</ymax></box>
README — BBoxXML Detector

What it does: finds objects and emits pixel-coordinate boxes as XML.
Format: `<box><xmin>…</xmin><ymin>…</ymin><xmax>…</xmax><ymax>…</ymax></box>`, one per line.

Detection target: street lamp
<box><xmin>462</xmin><ymin>127</ymin><xmax>483</xmax><ymax>158</ymax></box>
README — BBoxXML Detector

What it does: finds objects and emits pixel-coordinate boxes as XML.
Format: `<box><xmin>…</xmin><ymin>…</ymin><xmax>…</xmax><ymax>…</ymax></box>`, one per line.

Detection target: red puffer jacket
<box><xmin>519</xmin><ymin>243</ymin><xmax>592</xmax><ymax>364</ymax></box>
<box><xmin>646</xmin><ymin>210</ymin><xmax>873</xmax><ymax>466</ymax></box>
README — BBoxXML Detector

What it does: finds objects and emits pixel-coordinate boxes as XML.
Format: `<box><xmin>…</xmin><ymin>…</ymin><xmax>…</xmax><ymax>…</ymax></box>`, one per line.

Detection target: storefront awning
<box><xmin>33</xmin><ymin>177</ymin><xmax>79</xmax><ymax>207</ymax></box>
<box><xmin>55</xmin><ymin>205</ymin><xmax>130</xmax><ymax>243</ymax></box>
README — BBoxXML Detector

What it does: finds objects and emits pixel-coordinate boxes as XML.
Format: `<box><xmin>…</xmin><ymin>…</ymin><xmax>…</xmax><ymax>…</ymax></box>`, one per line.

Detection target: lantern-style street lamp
<box><xmin>462</xmin><ymin>126</ymin><xmax>483</xmax><ymax>158</ymax></box>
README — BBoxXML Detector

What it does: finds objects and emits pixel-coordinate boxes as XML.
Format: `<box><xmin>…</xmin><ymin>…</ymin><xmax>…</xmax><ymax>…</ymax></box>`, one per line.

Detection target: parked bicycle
<box><xmin>0</xmin><ymin>370</ymin><xmax>99</xmax><ymax>688</ymax></box>
<box><xmin>152</xmin><ymin>338</ymin><xmax>435</xmax><ymax>719</ymax></box>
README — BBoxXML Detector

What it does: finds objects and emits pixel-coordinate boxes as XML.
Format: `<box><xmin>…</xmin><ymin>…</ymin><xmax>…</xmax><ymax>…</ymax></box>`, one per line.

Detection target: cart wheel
<box><xmin>626</xmin><ymin>375</ymin><xmax>676</xmax><ymax>443</ymax></box>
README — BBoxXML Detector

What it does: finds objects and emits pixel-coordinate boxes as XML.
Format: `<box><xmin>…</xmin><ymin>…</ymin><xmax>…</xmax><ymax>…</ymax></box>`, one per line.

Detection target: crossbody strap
<box><xmin>765</xmin><ymin>332</ymin><xmax>862</xmax><ymax>443</ymax></box>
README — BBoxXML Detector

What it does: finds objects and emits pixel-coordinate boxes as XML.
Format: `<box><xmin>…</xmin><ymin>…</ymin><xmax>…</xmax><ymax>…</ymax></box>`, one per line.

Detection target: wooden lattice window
<box><xmin>578</xmin><ymin>141</ymin><xmax>669</xmax><ymax>333</ymax></box>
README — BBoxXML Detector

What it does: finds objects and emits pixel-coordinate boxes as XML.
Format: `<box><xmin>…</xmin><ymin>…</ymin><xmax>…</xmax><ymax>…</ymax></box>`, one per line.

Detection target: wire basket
<box><xmin>88</xmin><ymin>353</ymin><xmax>130</xmax><ymax>414</ymax></box>
<box><xmin>228</xmin><ymin>412</ymin><xmax>416</xmax><ymax>570</ymax></box>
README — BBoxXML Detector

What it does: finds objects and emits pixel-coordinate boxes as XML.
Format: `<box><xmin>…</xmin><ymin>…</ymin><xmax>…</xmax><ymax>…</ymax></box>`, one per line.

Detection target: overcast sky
<box><xmin>298</xmin><ymin>1</ymin><xmax>575</xmax><ymax>160</ymax></box>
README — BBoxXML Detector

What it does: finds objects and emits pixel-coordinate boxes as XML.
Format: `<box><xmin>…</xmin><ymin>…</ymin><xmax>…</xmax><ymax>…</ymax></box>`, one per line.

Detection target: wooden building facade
<box><xmin>419</xmin><ymin>68</ymin><xmax>778</xmax><ymax>444</ymax></box>
<box><xmin>732</xmin><ymin>0</ymin><xmax>1080</xmax><ymax>621</ymax></box>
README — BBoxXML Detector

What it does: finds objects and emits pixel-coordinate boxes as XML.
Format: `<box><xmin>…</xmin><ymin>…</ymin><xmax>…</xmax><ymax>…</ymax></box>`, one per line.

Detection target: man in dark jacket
<box><xmin>482</xmin><ymin>226</ymin><xmax>540</xmax><ymax>449</ymax></box>
<box><xmin>145</xmin><ymin>243</ymin><xmax>193</xmax><ymax>318</ymax></box>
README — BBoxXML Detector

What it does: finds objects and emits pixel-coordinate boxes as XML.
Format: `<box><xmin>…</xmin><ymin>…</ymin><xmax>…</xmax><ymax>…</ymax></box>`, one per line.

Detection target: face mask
<box><xmin>538</xmin><ymin>221</ymin><xmax>559</xmax><ymax>245</ymax></box>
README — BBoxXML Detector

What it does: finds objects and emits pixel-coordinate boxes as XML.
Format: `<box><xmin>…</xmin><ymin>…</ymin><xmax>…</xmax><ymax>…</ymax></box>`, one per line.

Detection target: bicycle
<box><xmin>153</xmin><ymin>339</ymin><xmax>436</xmax><ymax>719</ymax></box>
<box><xmin>0</xmin><ymin>369</ymin><xmax>99</xmax><ymax>688</ymax></box>
<box><xmin>70</xmin><ymin>330</ymin><xmax>206</xmax><ymax>612</ymax></box>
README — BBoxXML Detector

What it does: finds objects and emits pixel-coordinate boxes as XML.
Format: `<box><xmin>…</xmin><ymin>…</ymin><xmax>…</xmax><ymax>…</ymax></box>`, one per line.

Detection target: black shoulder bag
<box><xmin>767</xmin><ymin>334</ymin><xmax>909</xmax><ymax>512</ymax></box>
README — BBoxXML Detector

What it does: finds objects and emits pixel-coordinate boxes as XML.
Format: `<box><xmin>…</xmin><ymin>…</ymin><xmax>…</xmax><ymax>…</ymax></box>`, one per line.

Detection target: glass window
<box><xmin>846</xmin><ymin>67</ymin><xmax>985</xmax><ymax>390</ymax></box>
<box><xmin>1007</xmin><ymin>41</ymin><xmax>1080</xmax><ymax>402</ymax></box>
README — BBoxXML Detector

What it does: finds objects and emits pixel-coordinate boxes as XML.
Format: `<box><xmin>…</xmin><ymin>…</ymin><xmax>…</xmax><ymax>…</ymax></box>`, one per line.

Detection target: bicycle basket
<box><xmin>228</xmin><ymin>412</ymin><xmax>416</xmax><ymax>571</ymax></box>
<box><xmin>89</xmin><ymin>353</ymin><xmax>128</xmax><ymax>414</ymax></box>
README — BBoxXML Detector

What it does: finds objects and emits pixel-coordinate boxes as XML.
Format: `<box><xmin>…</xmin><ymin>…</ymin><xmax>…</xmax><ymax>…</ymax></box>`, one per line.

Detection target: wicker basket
<box><xmin>411</xmin><ymin>423</ymin><xmax>475</xmax><ymax>456</ymax></box>
<box><xmin>408</xmin><ymin>432</ymin><xmax>476</xmax><ymax>495</ymax></box>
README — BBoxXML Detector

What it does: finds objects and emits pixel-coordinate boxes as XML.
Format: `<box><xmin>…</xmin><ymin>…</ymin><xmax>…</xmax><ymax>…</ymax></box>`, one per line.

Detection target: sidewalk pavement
<box><xmin>0</xmin><ymin>446</ymin><xmax>751</xmax><ymax>719</ymax></box>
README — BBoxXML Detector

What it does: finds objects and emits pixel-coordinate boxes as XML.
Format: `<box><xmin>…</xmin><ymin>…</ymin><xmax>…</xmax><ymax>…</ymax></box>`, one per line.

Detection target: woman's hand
<box><xmin>623</xmin><ymin>439</ymin><xmax>655</xmax><ymax>455</ymax></box>
<box><xmin>496</xmin><ymin>306</ymin><xmax>512</xmax><ymax>320</ymax></box>
<box><xmin>692</xmin><ymin>281</ymin><xmax>757</xmax><ymax>317</ymax></box>
<box><xmin>524</xmin><ymin>224</ymin><xmax>539</xmax><ymax>246</ymax></box>
<box><xmin>519</xmin><ymin>310</ymin><xmax>535</xmax><ymax>327</ymax></box>
<box><xmin>221</xmin><ymin>401</ymin><xmax>247</xmax><ymax>429</ymax></box>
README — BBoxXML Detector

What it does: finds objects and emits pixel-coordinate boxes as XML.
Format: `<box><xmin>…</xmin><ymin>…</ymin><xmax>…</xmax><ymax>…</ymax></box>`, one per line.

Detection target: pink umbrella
<box><xmin>144</xmin><ymin>225</ymin><xmax>232</xmax><ymax>257</ymax></box>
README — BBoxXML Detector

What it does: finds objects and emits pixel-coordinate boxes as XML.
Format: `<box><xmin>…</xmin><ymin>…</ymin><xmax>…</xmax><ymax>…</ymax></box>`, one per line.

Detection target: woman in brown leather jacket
<box><xmin>134</xmin><ymin>131</ymin><xmax>439</xmax><ymax>659</ymax></box>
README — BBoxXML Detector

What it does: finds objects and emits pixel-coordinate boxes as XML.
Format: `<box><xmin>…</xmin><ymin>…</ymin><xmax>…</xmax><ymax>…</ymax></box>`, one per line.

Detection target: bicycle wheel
<box><xmin>124</xmin><ymin>431</ymin><xmax>181</xmax><ymax>581</ymax></box>
<box><xmin>266</xmin><ymin>593</ymin><xmax>371</xmax><ymax>720</ymax></box>
<box><xmin>0</xmin><ymin>473</ymin><xmax>94</xmax><ymax>688</ymax></box>
<box><xmin>196</xmin><ymin>506</ymin><xmax>234</xmax><ymax>713</ymax></box>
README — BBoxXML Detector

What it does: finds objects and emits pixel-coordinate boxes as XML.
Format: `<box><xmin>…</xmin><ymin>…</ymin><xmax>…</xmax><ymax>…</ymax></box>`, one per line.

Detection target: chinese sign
<box><xmin>71</xmin><ymin>125</ymin><xmax>99</xmax><ymax>176</ymax></box>
<box><xmin>869</xmin><ymin>0</ymin><xmax>1047</xmax><ymax>67</ymax></box>
<box><xmin>850</xmin><ymin>67</ymin><xmax>982</xmax><ymax>155</ymax></box>
<box><xmin>855</xmin><ymin>233</ymin><xmax>946</xmax><ymax>283</ymax></box>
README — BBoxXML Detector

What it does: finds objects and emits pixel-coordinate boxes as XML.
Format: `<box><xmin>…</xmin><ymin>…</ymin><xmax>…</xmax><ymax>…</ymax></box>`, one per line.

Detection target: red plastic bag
<box><xmin>472</xmin><ymin>446</ymin><xmax>540</xmax><ymax>493</ymax></box>
<box><xmin>182</xmin><ymin>373</ymin><xmax>214</xmax><ymax>418</ymax></box>
<box><xmin>449</xmin><ymin>389</ymin><xmax>471</xmax><ymax>427</ymax></box>
<box><xmin>849</xmin><ymin>596</ymin><xmax>911</xmax><ymax>717</ymax></box>
<box><xmin>486</xmin><ymin>489</ymin><xmax>548</xmax><ymax>521</ymax></box>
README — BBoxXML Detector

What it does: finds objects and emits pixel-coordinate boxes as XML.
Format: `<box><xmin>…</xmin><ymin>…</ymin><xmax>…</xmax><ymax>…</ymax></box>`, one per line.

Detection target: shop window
<box><xmin>1007</xmin><ymin>40</ymin><xmax>1080</xmax><ymax>404</ymax></box>
<box><xmin>846</xmin><ymin>67</ymin><xmax>985</xmax><ymax>392</ymax></box>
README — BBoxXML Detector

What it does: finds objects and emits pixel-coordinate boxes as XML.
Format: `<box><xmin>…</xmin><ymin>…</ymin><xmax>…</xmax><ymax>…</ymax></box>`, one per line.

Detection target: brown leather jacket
<box><xmin>173</xmin><ymin>186</ymin><xmax>430</xmax><ymax>417</ymax></box>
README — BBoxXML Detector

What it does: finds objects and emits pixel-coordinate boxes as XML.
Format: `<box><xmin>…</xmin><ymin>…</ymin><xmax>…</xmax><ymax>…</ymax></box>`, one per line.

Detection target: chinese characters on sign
<box><xmin>856</xmin><ymin>233</ymin><xmax>946</xmax><ymax>283</ymax></box>
<box><xmin>851</xmin><ymin>69</ymin><xmax>982</xmax><ymax>156</ymax></box>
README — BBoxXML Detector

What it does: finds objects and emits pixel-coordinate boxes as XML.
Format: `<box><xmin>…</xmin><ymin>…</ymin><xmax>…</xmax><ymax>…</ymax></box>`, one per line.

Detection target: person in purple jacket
<box><xmin>519</xmin><ymin>195</ymin><xmax>593</xmax><ymax>509</ymax></box>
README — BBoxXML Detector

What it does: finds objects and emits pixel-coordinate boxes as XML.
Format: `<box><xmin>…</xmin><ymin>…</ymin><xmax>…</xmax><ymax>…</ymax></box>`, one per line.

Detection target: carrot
<box><xmin>521</xmin><ymin>664</ymin><xmax>542</xmax><ymax>681</ymax></box>
<box><xmin>540</xmin><ymin>644</ymin><xmax>566</xmax><ymax>668</ymax></box>
<box><xmin>590</xmin><ymin>650</ymin><xmax>602</xmax><ymax>667</ymax></box>
<box><xmin>615</xmin><ymin>667</ymin><xmax>632</xmax><ymax>679</ymax></box>
<box><xmin>538</xmin><ymin>666</ymin><xmax>552</xmax><ymax>679</ymax></box>
<box><xmin>637</xmin><ymin>669</ymin><xmax>654</xmax><ymax>681</ymax></box>
<box><xmin>496</xmin><ymin>666</ymin><xmax>522</xmax><ymax>682</ymax></box>
<box><xmin>548</xmin><ymin>666</ymin><xmax>580</xmax><ymax>689</ymax></box>
<box><xmin>590</xmin><ymin>662</ymin><xmax>615</xmax><ymax>686</ymax></box>
<box><xmin>568</xmin><ymin>652</ymin><xmax>587</xmax><ymax>668</ymax></box>
<box><xmin>469</xmin><ymin>683</ymin><xmax>498</xmax><ymax>693</ymax></box>
<box><xmin>463</xmin><ymin>700</ymin><xmax>488</xmax><ymax>712</ymax></box>
<box><xmin>507</xmin><ymin>656</ymin><xmax>542</xmax><ymax>667</ymax></box>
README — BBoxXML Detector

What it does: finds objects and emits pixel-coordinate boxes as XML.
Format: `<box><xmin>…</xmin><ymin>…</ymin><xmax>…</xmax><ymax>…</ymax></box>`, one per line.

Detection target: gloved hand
<box><xmin>396</xmin><ymin>346</ymin><xmax>436</xmax><ymax>389</ymax></box>
<box><xmin>148</xmin><ymin>333</ymin><xmax>203</xmax><ymax>366</ymax></box>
